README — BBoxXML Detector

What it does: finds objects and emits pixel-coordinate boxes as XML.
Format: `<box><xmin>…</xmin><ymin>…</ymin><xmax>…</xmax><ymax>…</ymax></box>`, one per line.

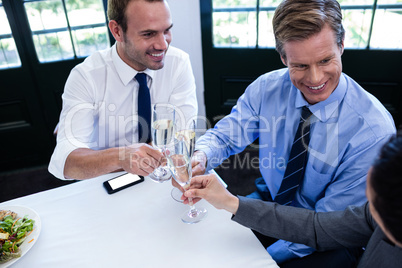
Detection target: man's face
<box><xmin>282</xmin><ymin>24</ymin><xmax>343</xmax><ymax>104</ymax></box>
<box><xmin>117</xmin><ymin>0</ymin><xmax>172</xmax><ymax>71</ymax></box>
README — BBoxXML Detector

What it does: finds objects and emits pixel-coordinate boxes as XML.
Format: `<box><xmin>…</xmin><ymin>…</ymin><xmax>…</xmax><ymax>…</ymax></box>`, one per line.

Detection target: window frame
<box><xmin>0</xmin><ymin>1</ymin><xmax>22</xmax><ymax>69</ymax></box>
<box><xmin>211</xmin><ymin>1</ymin><xmax>402</xmax><ymax>50</ymax></box>
<box><xmin>22</xmin><ymin>0</ymin><xmax>110</xmax><ymax>63</ymax></box>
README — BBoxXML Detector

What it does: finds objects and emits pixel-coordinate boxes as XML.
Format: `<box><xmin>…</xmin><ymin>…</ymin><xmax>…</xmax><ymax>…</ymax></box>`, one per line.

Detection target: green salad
<box><xmin>0</xmin><ymin>212</ymin><xmax>35</xmax><ymax>263</ymax></box>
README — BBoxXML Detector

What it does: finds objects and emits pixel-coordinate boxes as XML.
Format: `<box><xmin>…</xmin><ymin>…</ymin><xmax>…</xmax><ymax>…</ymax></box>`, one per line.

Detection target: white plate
<box><xmin>0</xmin><ymin>205</ymin><xmax>41</xmax><ymax>268</ymax></box>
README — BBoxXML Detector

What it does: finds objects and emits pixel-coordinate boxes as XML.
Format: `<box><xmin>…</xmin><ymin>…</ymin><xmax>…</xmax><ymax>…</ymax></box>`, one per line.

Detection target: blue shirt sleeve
<box><xmin>196</xmin><ymin>77</ymin><xmax>264</xmax><ymax>171</ymax></box>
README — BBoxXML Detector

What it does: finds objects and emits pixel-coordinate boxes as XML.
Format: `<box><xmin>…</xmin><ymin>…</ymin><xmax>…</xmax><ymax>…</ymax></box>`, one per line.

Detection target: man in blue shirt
<box><xmin>190</xmin><ymin>0</ymin><xmax>396</xmax><ymax>266</ymax></box>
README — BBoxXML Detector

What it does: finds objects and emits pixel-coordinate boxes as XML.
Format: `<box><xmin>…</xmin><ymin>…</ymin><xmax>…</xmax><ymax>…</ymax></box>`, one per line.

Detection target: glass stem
<box><xmin>188</xmin><ymin>197</ymin><xmax>194</xmax><ymax>207</ymax></box>
<box><xmin>154</xmin><ymin>146</ymin><xmax>167</xmax><ymax>175</ymax></box>
<box><xmin>187</xmin><ymin>197</ymin><xmax>199</xmax><ymax>218</ymax></box>
<box><xmin>160</xmin><ymin>145</ymin><xmax>166</xmax><ymax>156</ymax></box>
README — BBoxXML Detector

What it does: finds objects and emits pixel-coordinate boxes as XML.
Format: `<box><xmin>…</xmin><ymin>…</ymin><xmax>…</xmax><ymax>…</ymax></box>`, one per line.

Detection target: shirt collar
<box><xmin>111</xmin><ymin>43</ymin><xmax>156</xmax><ymax>86</ymax></box>
<box><xmin>295</xmin><ymin>74</ymin><xmax>347</xmax><ymax>122</ymax></box>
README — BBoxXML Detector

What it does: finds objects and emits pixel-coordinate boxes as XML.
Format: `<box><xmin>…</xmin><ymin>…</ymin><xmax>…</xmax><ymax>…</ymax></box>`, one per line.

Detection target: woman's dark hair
<box><xmin>371</xmin><ymin>130</ymin><xmax>402</xmax><ymax>244</ymax></box>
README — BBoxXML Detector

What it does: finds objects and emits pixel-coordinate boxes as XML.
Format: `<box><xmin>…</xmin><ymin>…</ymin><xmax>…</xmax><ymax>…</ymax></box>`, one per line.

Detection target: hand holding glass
<box><xmin>148</xmin><ymin>103</ymin><xmax>175</xmax><ymax>183</ymax></box>
<box><xmin>171</xmin><ymin>119</ymin><xmax>196</xmax><ymax>201</ymax></box>
<box><xmin>167</xmin><ymin>140</ymin><xmax>207</xmax><ymax>224</ymax></box>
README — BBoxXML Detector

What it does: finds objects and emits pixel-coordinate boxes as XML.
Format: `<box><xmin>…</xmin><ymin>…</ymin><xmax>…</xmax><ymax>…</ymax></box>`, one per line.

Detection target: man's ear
<box><xmin>340</xmin><ymin>38</ymin><xmax>345</xmax><ymax>55</ymax></box>
<box><xmin>280</xmin><ymin>55</ymin><xmax>287</xmax><ymax>66</ymax></box>
<box><xmin>109</xmin><ymin>20</ymin><xmax>124</xmax><ymax>42</ymax></box>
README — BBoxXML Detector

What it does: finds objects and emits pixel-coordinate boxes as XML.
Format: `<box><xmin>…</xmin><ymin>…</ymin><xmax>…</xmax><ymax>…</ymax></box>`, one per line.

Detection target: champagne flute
<box><xmin>148</xmin><ymin>103</ymin><xmax>175</xmax><ymax>183</ymax></box>
<box><xmin>171</xmin><ymin>119</ymin><xmax>196</xmax><ymax>202</ymax></box>
<box><xmin>166</xmin><ymin>140</ymin><xmax>207</xmax><ymax>224</ymax></box>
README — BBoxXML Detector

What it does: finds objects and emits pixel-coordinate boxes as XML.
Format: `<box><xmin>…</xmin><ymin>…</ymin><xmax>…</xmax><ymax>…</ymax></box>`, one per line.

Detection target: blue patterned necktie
<box><xmin>274</xmin><ymin>106</ymin><xmax>312</xmax><ymax>205</ymax></box>
<box><xmin>135</xmin><ymin>73</ymin><xmax>151</xmax><ymax>143</ymax></box>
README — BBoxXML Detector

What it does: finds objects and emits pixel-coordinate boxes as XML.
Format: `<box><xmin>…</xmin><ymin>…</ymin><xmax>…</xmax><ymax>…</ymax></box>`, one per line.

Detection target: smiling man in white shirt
<box><xmin>49</xmin><ymin>0</ymin><xmax>197</xmax><ymax>180</ymax></box>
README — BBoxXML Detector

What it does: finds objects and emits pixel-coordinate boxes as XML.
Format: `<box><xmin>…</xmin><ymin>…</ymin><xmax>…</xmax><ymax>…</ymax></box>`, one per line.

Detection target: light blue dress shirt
<box><xmin>196</xmin><ymin>68</ymin><xmax>396</xmax><ymax>263</ymax></box>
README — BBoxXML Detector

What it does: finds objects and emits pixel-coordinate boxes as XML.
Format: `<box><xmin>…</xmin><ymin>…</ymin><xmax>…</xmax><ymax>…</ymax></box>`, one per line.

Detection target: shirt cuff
<box><xmin>194</xmin><ymin>145</ymin><xmax>214</xmax><ymax>171</ymax></box>
<box><xmin>267</xmin><ymin>240</ymin><xmax>299</xmax><ymax>264</ymax></box>
<box><xmin>48</xmin><ymin>139</ymin><xmax>89</xmax><ymax>180</ymax></box>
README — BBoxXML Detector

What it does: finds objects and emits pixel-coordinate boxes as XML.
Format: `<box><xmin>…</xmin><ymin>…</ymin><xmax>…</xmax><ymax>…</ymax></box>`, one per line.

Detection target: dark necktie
<box><xmin>135</xmin><ymin>73</ymin><xmax>152</xmax><ymax>143</ymax></box>
<box><xmin>274</xmin><ymin>106</ymin><xmax>312</xmax><ymax>205</ymax></box>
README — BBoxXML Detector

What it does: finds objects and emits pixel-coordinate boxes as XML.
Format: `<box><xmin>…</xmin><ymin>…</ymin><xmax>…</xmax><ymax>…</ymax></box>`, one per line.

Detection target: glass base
<box><xmin>171</xmin><ymin>188</ymin><xmax>184</xmax><ymax>203</ymax></box>
<box><xmin>181</xmin><ymin>207</ymin><xmax>208</xmax><ymax>224</ymax></box>
<box><xmin>148</xmin><ymin>167</ymin><xmax>172</xmax><ymax>183</ymax></box>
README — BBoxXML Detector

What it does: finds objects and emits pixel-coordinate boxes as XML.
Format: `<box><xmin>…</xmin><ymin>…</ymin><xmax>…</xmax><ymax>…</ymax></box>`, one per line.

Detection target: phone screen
<box><xmin>108</xmin><ymin>173</ymin><xmax>142</xmax><ymax>190</ymax></box>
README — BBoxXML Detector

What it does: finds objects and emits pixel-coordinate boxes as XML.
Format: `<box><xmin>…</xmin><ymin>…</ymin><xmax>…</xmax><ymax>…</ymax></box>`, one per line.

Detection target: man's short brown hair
<box><xmin>272</xmin><ymin>0</ymin><xmax>345</xmax><ymax>60</ymax></box>
<box><xmin>107</xmin><ymin>0</ymin><xmax>164</xmax><ymax>33</ymax></box>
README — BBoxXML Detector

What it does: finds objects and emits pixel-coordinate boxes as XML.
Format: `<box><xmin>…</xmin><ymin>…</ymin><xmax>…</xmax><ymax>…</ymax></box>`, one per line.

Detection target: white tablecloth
<box><xmin>1</xmin><ymin>172</ymin><xmax>278</xmax><ymax>268</ymax></box>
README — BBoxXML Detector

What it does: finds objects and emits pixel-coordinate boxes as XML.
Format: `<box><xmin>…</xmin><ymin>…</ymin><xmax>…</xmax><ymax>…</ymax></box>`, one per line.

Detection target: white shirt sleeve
<box><xmin>48</xmin><ymin>67</ymin><xmax>95</xmax><ymax>180</ymax></box>
<box><xmin>166</xmin><ymin>49</ymin><xmax>198</xmax><ymax>130</ymax></box>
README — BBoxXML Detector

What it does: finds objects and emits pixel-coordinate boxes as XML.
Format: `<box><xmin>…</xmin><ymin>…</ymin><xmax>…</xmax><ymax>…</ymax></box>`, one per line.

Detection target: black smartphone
<box><xmin>103</xmin><ymin>173</ymin><xmax>144</xmax><ymax>194</ymax></box>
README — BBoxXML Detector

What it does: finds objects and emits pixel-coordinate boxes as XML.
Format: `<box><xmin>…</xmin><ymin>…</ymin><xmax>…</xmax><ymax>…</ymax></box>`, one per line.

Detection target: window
<box><xmin>212</xmin><ymin>0</ymin><xmax>402</xmax><ymax>49</ymax></box>
<box><xmin>23</xmin><ymin>0</ymin><xmax>110</xmax><ymax>63</ymax></box>
<box><xmin>0</xmin><ymin>0</ymin><xmax>22</xmax><ymax>69</ymax></box>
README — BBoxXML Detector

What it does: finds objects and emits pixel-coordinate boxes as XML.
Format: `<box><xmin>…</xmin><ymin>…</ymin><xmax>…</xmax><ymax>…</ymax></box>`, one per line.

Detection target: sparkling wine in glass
<box><xmin>167</xmin><ymin>140</ymin><xmax>207</xmax><ymax>224</ymax></box>
<box><xmin>171</xmin><ymin>120</ymin><xmax>196</xmax><ymax>202</ymax></box>
<box><xmin>148</xmin><ymin>103</ymin><xmax>175</xmax><ymax>183</ymax></box>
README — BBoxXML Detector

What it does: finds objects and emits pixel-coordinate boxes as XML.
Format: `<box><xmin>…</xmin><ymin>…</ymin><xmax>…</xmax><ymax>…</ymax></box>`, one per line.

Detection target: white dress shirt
<box><xmin>49</xmin><ymin>44</ymin><xmax>197</xmax><ymax>179</ymax></box>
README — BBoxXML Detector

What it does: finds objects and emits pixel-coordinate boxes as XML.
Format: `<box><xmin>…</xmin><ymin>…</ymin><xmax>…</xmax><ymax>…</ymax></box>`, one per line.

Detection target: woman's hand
<box><xmin>184</xmin><ymin>174</ymin><xmax>239</xmax><ymax>215</ymax></box>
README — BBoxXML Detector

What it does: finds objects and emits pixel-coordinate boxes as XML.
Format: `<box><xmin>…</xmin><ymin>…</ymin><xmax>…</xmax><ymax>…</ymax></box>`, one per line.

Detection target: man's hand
<box><xmin>191</xmin><ymin>150</ymin><xmax>207</xmax><ymax>176</ymax></box>
<box><xmin>184</xmin><ymin>174</ymin><xmax>239</xmax><ymax>215</ymax></box>
<box><xmin>119</xmin><ymin>143</ymin><xmax>163</xmax><ymax>176</ymax></box>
